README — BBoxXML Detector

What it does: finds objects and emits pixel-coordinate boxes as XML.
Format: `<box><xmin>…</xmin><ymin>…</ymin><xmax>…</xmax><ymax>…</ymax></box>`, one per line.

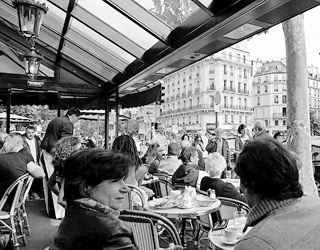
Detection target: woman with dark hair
<box><xmin>112</xmin><ymin>135</ymin><xmax>153</xmax><ymax>200</ymax></box>
<box><xmin>273</xmin><ymin>131</ymin><xmax>284</xmax><ymax>142</ymax></box>
<box><xmin>234</xmin><ymin>123</ymin><xmax>251</xmax><ymax>153</ymax></box>
<box><xmin>49</xmin><ymin>148</ymin><xmax>138</xmax><ymax>250</ymax></box>
<box><xmin>234</xmin><ymin>138</ymin><xmax>320</xmax><ymax>250</ymax></box>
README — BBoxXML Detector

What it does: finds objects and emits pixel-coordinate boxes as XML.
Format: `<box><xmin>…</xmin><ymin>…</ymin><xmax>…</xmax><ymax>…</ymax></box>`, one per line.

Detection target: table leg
<box><xmin>181</xmin><ymin>218</ymin><xmax>187</xmax><ymax>249</ymax></box>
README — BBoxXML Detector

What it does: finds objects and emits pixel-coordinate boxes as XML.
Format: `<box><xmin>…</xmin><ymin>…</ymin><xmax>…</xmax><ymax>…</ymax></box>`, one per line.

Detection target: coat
<box><xmin>40</xmin><ymin>116</ymin><xmax>73</xmax><ymax>154</ymax></box>
<box><xmin>23</xmin><ymin>134</ymin><xmax>41</xmax><ymax>164</ymax></box>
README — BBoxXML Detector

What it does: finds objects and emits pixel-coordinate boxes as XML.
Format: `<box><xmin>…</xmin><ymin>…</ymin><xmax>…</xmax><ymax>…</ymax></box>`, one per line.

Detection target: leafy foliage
<box><xmin>310</xmin><ymin>109</ymin><xmax>320</xmax><ymax>136</ymax></box>
<box><xmin>149</xmin><ymin>0</ymin><xmax>197</xmax><ymax>28</ymax></box>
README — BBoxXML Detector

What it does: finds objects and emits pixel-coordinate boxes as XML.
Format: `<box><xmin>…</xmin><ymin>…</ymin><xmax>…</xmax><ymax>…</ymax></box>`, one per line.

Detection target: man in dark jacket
<box><xmin>206</xmin><ymin>127</ymin><xmax>230</xmax><ymax>163</ymax></box>
<box><xmin>40</xmin><ymin>107</ymin><xmax>81</xmax><ymax>218</ymax></box>
<box><xmin>253</xmin><ymin>120</ymin><xmax>273</xmax><ymax>139</ymax></box>
<box><xmin>23</xmin><ymin>125</ymin><xmax>42</xmax><ymax>199</ymax></box>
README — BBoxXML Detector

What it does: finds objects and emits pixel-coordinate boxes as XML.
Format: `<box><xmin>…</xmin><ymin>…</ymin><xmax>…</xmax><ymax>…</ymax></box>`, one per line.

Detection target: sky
<box><xmin>247</xmin><ymin>6</ymin><xmax>320</xmax><ymax>68</ymax></box>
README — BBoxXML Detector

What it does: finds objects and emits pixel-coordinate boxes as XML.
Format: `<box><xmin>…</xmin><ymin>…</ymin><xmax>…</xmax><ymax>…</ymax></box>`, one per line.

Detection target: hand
<box><xmin>56</xmin><ymin>176</ymin><xmax>63</xmax><ymax>185</ymax></box>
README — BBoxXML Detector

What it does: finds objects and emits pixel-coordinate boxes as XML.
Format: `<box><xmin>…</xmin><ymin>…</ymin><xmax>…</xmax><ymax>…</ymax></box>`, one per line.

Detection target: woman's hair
<box><xmin>64</xmin><ymin>148</ymin><xmax>131</xmax><ymax>204</ymax></box>
<box><xmin>52</xmin><ymin>136</ymin><xmax>82</xmax><ymax>177</ymax></box>
<box><xmin>273</xmin><ymin>131</ymin><xmax>283</xmax><ymax>139</ymax></box>
<box><xmin>181</xmin><ymin>134</ymin><xmax>189</xmax><ymax>141</ymax></box>
<box><xmin>205</xmin><ymin>152</ymin><xmax>227</xmax><ymax>177</ymax></box>
<box><xmin>235</xmin><ymin>138</ymin><xmax>303</xmax><ymax>200</ymax></box>
<box><xmin>179</xmin><ymin>146</ymin><xmax>198</xmax><ymax>163</ymax></box>
<box><xmin>237</xmin><ymin>124</ymin><xmax>247</xmax><ymax>134</ymax></box>
<box><xmin>112</xmin><ymin>135</ymin><xmax>142</xmax><ymax>171</ymax></box>
<box><xmin>0</xmin><ymin>133</ymin><xmax>23</xmax><ymax>153</ymax></box>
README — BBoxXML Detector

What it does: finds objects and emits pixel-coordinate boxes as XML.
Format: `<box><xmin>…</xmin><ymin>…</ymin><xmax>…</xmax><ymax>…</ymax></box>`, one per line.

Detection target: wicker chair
<box><xmin>122</xmin><ymin>184</ymin><xmax>147</xmax><ymax>210</ymax></box>
<box><xmin>0</xmin><ymin>174</ymin><xmax>30</xmax><ymax>250</ymax></box>
<box><xmin>120</xmin><ymin>209</ymin><xmax>182</xmax><ymax>250</ymax></box>
<box><xmin>153</xmin><ymin>174</ymin><xmax>174</xmax><ymax>198</ymax></box>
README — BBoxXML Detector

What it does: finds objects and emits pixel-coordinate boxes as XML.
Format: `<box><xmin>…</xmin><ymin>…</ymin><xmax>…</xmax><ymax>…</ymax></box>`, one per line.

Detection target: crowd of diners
<box><xmin>0</xmin><ymin>108</ymin><xmax>319</xmax><ymax>250</ymax></box>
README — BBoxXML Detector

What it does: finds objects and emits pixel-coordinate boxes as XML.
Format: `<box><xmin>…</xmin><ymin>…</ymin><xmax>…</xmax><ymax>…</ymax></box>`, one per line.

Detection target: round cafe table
<box><xmin>145</xmin><ymin>197</ymin><xmax>221</xmax><ymax>249</ymax></box>
<box><xmin>142</xmin><ymin>175</ymin><xmax>159</xmax><ymax>185</ymax></box>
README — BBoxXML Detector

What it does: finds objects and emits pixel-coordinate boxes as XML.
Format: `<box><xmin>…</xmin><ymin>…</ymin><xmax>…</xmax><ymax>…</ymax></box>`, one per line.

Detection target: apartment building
<box><xmin>252</xmin><ymin>60</ymin><xmax>320</xmax><ymax>134</ymax></box>
<box><xmin>157</xmin><ymin>41</ymin><xmax>254</xmax><ymax>136</ymax></box>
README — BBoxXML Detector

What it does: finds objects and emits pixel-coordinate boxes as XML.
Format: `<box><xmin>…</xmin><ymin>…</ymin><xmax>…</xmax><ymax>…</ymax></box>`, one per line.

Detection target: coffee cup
<box><xmin>223</xmin><ymin>227</ymin><xmax>238</xmax><ymax>242</ymax></box>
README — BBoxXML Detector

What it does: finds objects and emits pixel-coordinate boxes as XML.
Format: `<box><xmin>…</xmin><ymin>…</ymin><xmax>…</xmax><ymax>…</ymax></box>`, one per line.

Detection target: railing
<box><xmin>207</xmin><ymin>85</ymin><xmax>215</xmax><ymax>91</ymax></box>
<box><xmin>273</xmin><ymin>113</ymin><xmax>287</xmax><ymax>118</ymax></box>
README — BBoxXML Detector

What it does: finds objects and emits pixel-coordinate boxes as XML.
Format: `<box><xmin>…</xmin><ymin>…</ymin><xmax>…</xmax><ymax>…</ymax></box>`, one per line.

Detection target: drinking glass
<box><xmin>233</xmin><ymin>211</ymin><xmax>246</xmax><ymax>233</ymax></box>
<box><xmin>226</xmin><ymin>170</ymin><xmax>232</xmax><ymax>179</ymax></box>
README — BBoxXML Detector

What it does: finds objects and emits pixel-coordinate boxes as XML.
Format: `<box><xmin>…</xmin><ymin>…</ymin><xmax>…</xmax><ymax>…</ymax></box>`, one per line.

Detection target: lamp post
<box><xmin>12</xmin><ymin>0</ymin><xmax>48</xmax><ymax>78</ymax></box>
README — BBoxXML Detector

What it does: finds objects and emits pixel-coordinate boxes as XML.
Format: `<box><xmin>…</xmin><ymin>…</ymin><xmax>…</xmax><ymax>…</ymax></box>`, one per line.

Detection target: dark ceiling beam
<box><xmin>55</xmin><ymin>0</ymin><xmax>76</xmax><ymax>65</ymax></box>
<box><xmin>0</xmin><ymin>73</ymin><xmax>101</xmax><ymax>96</ymax></box>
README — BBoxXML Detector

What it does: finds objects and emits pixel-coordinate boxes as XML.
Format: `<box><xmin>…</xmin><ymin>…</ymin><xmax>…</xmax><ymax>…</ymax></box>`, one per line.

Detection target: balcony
<box><xmin>273</xmin><ymin>113</ymin><xmax>287</xmax><ymax>119</ymax></box>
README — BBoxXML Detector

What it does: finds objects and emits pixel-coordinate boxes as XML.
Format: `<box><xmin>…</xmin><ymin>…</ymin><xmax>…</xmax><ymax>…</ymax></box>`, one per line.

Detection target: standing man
<box><xmin>40</xmin><ymin>107</ymin><xmax>81</xmax><ymax>219</ymax></box>
<box><xmin>253</xmin><ymin>120</ymin><xmax>272</xmax><ymax>139</ymax></box>
<box><xmin>206</xmin><ymin>127</ymin><xmax>230</xmax><ymax>163</ymax></box>
<box><xmin>151</xmin><ymin>124</ymin><xmax>168</xmax><ymax>152</ymax></box>
<box><xmin>23</xmin><ymin>125</ymin><xmax>42</xmax><ymax>199</ymax></box>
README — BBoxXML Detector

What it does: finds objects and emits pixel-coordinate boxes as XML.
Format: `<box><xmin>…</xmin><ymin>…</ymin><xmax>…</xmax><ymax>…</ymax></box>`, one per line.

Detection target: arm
<box><xmin>27</xmin><ymin>162</ymin><xmax>45</xmax><ymax>179</ymax></box>
<box><xmin>47</xmin><ymin>172</ymin><xmax>60</xmax><ymax>196</ymax></box>
<box><xmin>57</xmin><ymin>179</ymin><xmax>67</xmax><ymax>207</ymax></box>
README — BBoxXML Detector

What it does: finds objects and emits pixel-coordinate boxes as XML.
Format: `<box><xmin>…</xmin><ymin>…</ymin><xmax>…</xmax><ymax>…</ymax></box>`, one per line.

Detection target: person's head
<box><xmin>181</xmin><ymin>134</ymin><xmax>189</xmax><ymax>141</ymax></box>
<box><xmin>194</xmin><ymin>135</ymin><xmax>203</xmax><ymax>144</ymax></box>
<box><xmin>112</xmin><ymin>135</ymin><xmax>141</xmax><ymax>171</ymax></box>
<box><xmin>215</xmin><ymin>128</ymin><xmax>223</xmax><ymax>140</ymax></box>
<box><xmin>235</xmin><ymin>138</ymin><xmax>303</xmax><ymax>208</ymax></box>
<box><xmin>273</xmin><ymin>131</ymin><xmax>284</xmax><ymax>142</ymax></box>
<box><xmin>205</xmin><ymin>152</ymin><xmax>227</xmax><ymax>177</ymax></box>
<box><xmin>25</xmin><ymin>125</ymin><xmax>36</xmax><ymax>140</ymax></box>
<box><xmin>179</xmin><ymin>146</ymin><xmax>199</xmax><ymax>165</ymax></box>
<box><xmin>63</xmin><ymin>148</ymin><xmax>131</xmax><ymax>210</ymax></box>
<box><xmin>158</xmin><ymin>124</ymin><xmax>165</xmax><ymax>134</ymax></box>
<box><xmin>91</xmin><ymin>131</ymin><xmax>99</xmax><ymax>140</ymax></box>
<box><xmin>168</xmin><ymin>142</ymin><xmax>181</xmax><ymax>156</ymax></box>
<box><xmin>0</xmin><ymin>133</ymin><xmax>24</xmax><ymax>153</ymax></box>
<box><xmin>237</xmin><ymin>124</ymin><xmax>247</xmax><ymax>135</ymax></box>
<box><xmin>253</xmin><ymin>120</ymin><xmax>266</xmax><ymax>135</ymax></box>
<box><xmin>66</xmin><ymin>107</ymin><xmax>81</xmax><ymax>124</ymax></box>
<box><xmin>0</xmin><ymin>131</ymin><xmax>8</xmax><ymax>149</ymax></box>
<box><xmin>52</xmin><ymin>136</ymin><xmax>82</xmax><ymax>177</ymax></box>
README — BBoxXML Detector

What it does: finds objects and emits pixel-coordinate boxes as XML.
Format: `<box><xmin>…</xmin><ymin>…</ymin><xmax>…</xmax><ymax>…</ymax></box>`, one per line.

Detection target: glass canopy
<box><xmin>0</xmin><ymin>0</ymin><xmax>319</xmax><ymax>109</ymax></box>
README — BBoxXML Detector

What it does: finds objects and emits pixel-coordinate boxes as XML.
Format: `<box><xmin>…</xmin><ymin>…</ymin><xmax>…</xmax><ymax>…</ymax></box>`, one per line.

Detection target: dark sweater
<box><xmin>200</xmin><ymin>177</ymin><xmax>246</xmax><ymax>203</ymax></box>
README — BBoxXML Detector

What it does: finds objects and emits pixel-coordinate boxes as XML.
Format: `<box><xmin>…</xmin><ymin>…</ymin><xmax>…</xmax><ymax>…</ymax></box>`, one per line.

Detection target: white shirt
<box><xmin>26</xmin><ymin>137</ymin><xmax>37</xmax><ymax>162</ymax></box>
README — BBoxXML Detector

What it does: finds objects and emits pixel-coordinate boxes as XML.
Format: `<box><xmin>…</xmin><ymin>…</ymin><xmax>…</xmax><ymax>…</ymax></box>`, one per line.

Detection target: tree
<box><xmin>283</xmin><ymin>15</ymin><xmax>318</xmax><ymax>197</ymax></box>
<box><xmin>149</xmin><ymin>0</ymin><xmax>197</xmax><ymax>27</ymax></box>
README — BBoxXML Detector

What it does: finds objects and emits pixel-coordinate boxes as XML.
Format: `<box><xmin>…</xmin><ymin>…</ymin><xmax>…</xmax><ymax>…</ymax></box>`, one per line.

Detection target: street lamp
<box><xmin>12</xmin><ymin>0</ymin><xmax>48</xmax><ymax>78</ymax></box>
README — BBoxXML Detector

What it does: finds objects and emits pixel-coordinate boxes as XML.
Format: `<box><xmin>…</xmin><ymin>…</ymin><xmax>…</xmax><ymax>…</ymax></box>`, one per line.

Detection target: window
<box><xmin>224</xmin><ymin>80</ymin><xmax>227</xmax><ymax>90</ymax></box>
<box><xmin>244</xmin><ymin>69</ymin><xmax>247</xmax><ymax>79</ymax></box>
<box><xmin>225</xmin><ymin>114</ymin><xmax>228</xmax><ymax>123</ymax></box>
<box><xmin>224</xmin><ymin>96</ymin><xmax>228</xmax><ymax>107</ymax></box>
<box><xmin>275</xmin><ymin>120</ymin><xmax>279</xmax><ymax>126</ymax></box>
<box><xmin>274</xmin><ymin>95</ymin><xmax>279</xmax><ymax>104</ymax></box>
<box><xmin>222</xmin><ymin>50</ymin><xmax>226</xmax><ymax>58</ymax></box>
<box><xmin>265</xmin><ymin>120</ymin><xmax>268</xmax><ymax>127</ymax></box>
<box><xmin>230</xmin><ymin>66</ymin><xmax>234</xmax><ymax>76</ymax></box>
<box><xmin>245</xmin><ymin>115</ymin><xmax>248</xmax><ymax>124</ymax></box>
<box><xmin>238</xmin><ymin>82</ymin><xmax>241</xmax><ymax>92</ymax></box>
<box><xmin>239</xmin><ymin>115</ymin><xmax>242</xmax><ymax>123</ymax></box>
<box><xmin>257</xmin><ymin>97</ymin><xmax>260</xmax><ymax>105</ymax></box>
<box><xmin>184</xmin><ymin>100</ymin><xmax>186</xmax><ymax>108</ymax></box>
<box><xmin>257</xmin><ymin>86</ymin><xmax>260</xmax><ymax>94</ymax></box>
<box><xmin>231</xmin><ymin>115</ymin><xmax>234</xmax><ymax>123</ymax></box>
<box><xmin>190</xmin><ymin>99</ymin><xmax>192</xmax><ymax>107</ymax></box>
<box><xmin>282</xmin><ymin>95</ymin><xmax>286</xmax><ymax>103</ymax></box>
<box><xmin>237</xmin><ymin>53</ymin><xmax>240</xmax><ymax>62</ymax></box>
<box><xmin>230</xmin><ymin>80</ymin><xmax>233</xmax><ymax>90</ymax></box>
<box><xmin>274</xmin><ymin>84</ymin><xmax>278</xmax><ymax>92</ymax></box>
<box><xmin>243</xmin><ymin>55</ymin><xmax>246</xmax><ymax>63</ymax></box>
<box><xmin>238</xmin><ymin>68</ymin><xmax>242</xmax><ymax>78</ymax></box>
<box><xmin>265</xmin><ymin>85</ymin><xmax>268</xmax><ymax>93</ymax></box>
<box><xmin>283</xmin><ymin>120</ymin><xmax>286</xmax><ymax>126</ymax></box>
<box><xmin>274</xmin><ymin>74</ymin><xmax>278</xmax><ymax>81</ymax></box>
<box><xmin>258</xmin><ymin>77</ymin><xmax>261</xmax><ymax>83</ymax></box>
<box><xmin>224</xmin><ymin>65</ymin><xmax>227</xmax><ymax>75</ymax></box>
<box><xmin>244</xmin><ymin>83</ymin><xmax>247</xmax><ymax>92</ymax></box>
<box><xmin>229</xmin><ymin>52</ymin><xmax>232</xmax><ymax>59</ymax></box>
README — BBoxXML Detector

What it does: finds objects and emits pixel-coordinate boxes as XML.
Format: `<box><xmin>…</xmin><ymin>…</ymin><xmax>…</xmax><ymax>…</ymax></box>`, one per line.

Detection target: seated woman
<box><xmin>200</xmin><ymin>152</ymin><xmax>246</xmax><ymax>203</ymax></box>
<box><xmin>47</xmin><ymin>136</ymin><xmax>82</xmax><ymax>208</ymax></box>
<box><xmin>0</xmin><ymin>133</ymin><xmax>45</xmax><ymax>204</ymax></box>
<box><xmin>234</xmin><ymin>138</ymin><xmax>320</xmax><ymax>250</ymax></box>
<box><xmin>49</xmin><ymin>148</ymin><xmax>138</xmax><ymax>250</ymax></box>
<box><xmin>172</xmin><ymin>146</ymin><xmax>208</xmax><ymax>189</ymax></box>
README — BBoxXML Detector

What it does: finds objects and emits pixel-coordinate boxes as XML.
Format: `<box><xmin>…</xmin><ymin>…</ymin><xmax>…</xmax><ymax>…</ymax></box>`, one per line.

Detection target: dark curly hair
<box><xmin>235</xmin><ymin>138</ymin><xmax>303</xmax><ymax>201</ymax></box>
<box><xmin>179</xmin><ymin>146</ymin><xmax>198</xmax><ymax>163</ymax></box>
<box><xmin>63</xmin><ymin>148</ymin><xmax>131</xmax><ymax>204</ymax></box>
<box><xmin>237</xmin><ymin>124</ymin><xmax>247</xmax><ymax>134</ymax></box>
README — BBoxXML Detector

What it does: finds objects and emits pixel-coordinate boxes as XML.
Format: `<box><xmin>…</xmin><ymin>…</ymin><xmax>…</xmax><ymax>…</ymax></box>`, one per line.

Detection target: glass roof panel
<box><xmin>135</xmin><ymin>0</ymin><xmax>199</xmax><ymax>29</ymax></box>
<box><xmin>70</xmin><ymin>18</ymin><xmax>135</xmax><ymax>64</ymax></box>
<box><xmin>77</xmin><ymin>0</ymin><xmax>158</xmax><ymax>50</ymax></box>
<box><xmin>41</xmin><ymin>0</ymin><xmax>66</xmax><ymax>34</ymax></box>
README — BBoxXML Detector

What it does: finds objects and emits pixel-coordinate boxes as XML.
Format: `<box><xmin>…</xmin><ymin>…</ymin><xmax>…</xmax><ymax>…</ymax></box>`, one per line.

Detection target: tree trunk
<box><xmin>283</xmin><ymin>15</ymin><xmax>318</xmax><ymax>197</ymax></box>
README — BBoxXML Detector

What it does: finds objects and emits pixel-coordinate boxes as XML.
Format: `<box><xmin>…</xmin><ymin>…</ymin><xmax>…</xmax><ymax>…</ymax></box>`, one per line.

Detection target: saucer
<box><xmin>220</xmin><ymin>236</ymin><xmax>238</xmax><ymax>245</ymax></box>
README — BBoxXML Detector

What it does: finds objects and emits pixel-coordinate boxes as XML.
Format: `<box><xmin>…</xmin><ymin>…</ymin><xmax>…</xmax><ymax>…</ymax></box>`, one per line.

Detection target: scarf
<box><xmin>74</xmin><ymin>198</ymin><xmax>120</xmax><ymax>217</ymax></box>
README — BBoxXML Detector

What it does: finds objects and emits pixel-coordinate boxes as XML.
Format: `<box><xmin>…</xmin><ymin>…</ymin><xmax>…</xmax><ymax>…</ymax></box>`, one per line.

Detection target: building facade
<box><xmin>252</xmin><ymin>60</ymin><xmax>320</xmax><ymax>135</ymax></box>
<box><xmin>157</xmin><ymin>41</ymin><xmax>254</xmax><ymax>136</ymax></box>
